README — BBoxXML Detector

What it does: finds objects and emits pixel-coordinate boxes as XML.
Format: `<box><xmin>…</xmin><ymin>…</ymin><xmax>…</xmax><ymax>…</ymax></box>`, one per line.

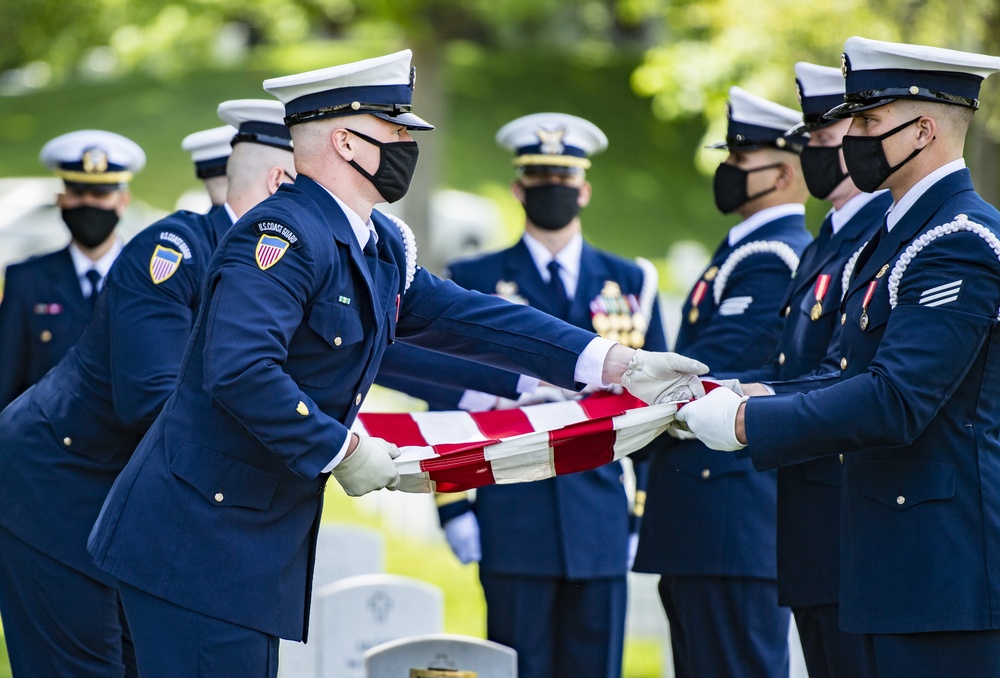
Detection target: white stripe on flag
<box><xmin>489</xmin><ymin>443</ymin><xmax>555</xmax><ymax>484</ymax></box>
<box><xmin>522</xmin><ymin>400</ymin><xmax>587</xmax><ymax>431</ymax></box>
<box><xmin>411</xmin><ymin>410</ymin><xmax>489</xmax><ymax>445</ymax></box>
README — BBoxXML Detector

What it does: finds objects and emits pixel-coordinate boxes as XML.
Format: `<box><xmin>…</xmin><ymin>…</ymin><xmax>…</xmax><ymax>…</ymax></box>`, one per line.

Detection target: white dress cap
<box><xmin>40</xmin><ymin>129</ymin><xmax>146</xmax><ymax>187</ymax></box>
<box><xmin>181</xmin><ymin>125</ymin><xmax>237</xmax><ymax>162</ymax></box>
<box><xmin>788</xmin><ymin>62</ymin><xmax>846</xmax><ymax>134</ymax></box>
<box><xmin>829</xmin><ymin>36</ymin><xmax>1000</xmax><ymax>117</ymax></box>
<box><xmin>496</xmin><ymin>112</ymin><xmax>608</xmax><ymax>172</ymax></box>
<box><xmin>181</xmin><ymin>125</ymin><xmax>236</xmax><ymax>179</ymax></box>
<box><xmin>216</xmin><ymin>99</ymin><xmax>292</xmax><ymax>150</ymax></box>
<box><xmin>709</xmin><ymin>87</ymin><xmax>805</xmax><ymax>152</ymax></box>
<box><xmin>263</xmin><ymin>50</ymin><xmax>432</xmax><ymax>130</ymax></box>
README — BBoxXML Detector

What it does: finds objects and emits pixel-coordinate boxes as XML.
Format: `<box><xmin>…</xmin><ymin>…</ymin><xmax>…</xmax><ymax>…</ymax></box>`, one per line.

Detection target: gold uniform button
<box><xmin>62</xmin><ymin>437</ymin><xmax>72</xmax><ymax>447</ymax></box>
<box><xmin>783</xmin><ymin>306</ymin><xmax>791</xmax><ymax>317</ymax></box>
<box><xmin>355</xmin><ymin>393</ymin><xmax>363</xmax><ymax>406</ymax></box>
<box><xmin>839</xmin><ymin>454</ymin><xmax>845</xmax><ymax>464</ymax></box>
<box><xmin>701</xmin><ymin>469</ymin><xmax>711</xmax><ymax>479</ymax></box>
<box><xmin>841</xmin><ymin>357</ymin><xmax>848</xmax><ymax>370</ymax></box>
<box><xmin>40</xmin><ymin>330</ymin><xmax>53</xmax><ymax>343</ymax></box>
<box><xmin>896</xmin><ymin>495</ymin><xmax>905</xmax><ymax>505</ymax></box>
<box><xmin>841</xmin><ymin>313</ymin><xmax>847</xmax><ymax>326</ymax></box>
<box><xmin>778</xmin><ymin>352</ymin><xmax>786</xmax><ymax>366</ymax></box>
<box><xmin>214</xmin><ymin>493</ymin><xmax>224</xmax><ymax>503</ymax></box>
<box><xmin>334</xmin><ymin>336</ymin><xmax>342</xmax><ymax>347</ymax></box>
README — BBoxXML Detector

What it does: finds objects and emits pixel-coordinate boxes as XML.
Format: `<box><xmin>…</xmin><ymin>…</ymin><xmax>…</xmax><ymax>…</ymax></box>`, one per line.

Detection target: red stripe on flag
<box><xmin>470</xmin><ymin>408</ymin><xmax>534</xmax><ymax>439</ymax></box>
<box><xmin>579</xmin><ymin>391</ymin><xmax>646</xmax><ymax>419</ymax></box>
<box><xmin>423</xmin><ymin>444</ymin><xmax>496</xmax><ymax>490</ymax></box>
<box><xmin>358</xmin><ymin>413</ymin><xmax>426</xmax><ymax>447</ymax></box>
<box><xmin>551</xmin><ymin>417</ymin><xmax>617</xmax><ymax>476</ymax></box>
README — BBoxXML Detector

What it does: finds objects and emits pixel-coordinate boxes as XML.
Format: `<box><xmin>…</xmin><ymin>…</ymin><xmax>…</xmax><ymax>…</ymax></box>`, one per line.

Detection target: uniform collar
<box><xmin>222</xmin><ymin>202</ymin><xmax>238</xmax><ymax>225</ymax></box>
<box><xmin>318</xmin><ymin>184</ymin><xmax>378</xmax><ymax>249</ymax></box>
<box><xmin>728</xmin><ymin>203</ymin><xmax>805</xmax><ymax>245</ymax></box>
<box><xmin>522</xmin><ymin>231</ymin><xmax>583</xmax><ymax>298</ymax></box>
<box><xmin>886</xmin><ymin>158</ymin><xmax>966</xmax><ymax>232</ymax></box>
<box><xmin>69</xmin><ymin>237</ymin><xmax>122</xmax><ymax>280</ymax></box>
<box><xmin>829</xmin><ymin>190</ymin><xmax>890</xmax><ymax>235</ymax></box>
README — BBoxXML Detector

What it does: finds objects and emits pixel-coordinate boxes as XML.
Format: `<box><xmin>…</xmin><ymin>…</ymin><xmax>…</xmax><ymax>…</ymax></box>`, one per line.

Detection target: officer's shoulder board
<box><xmin>148</xmin><ymin>231</ymin><xmax>193</xmax><ymax>284</ymax></box>
<box><xmin>251</xmin><ymin>219</ymin><xmax>303</xmax><ymax>271</ymax></box>
<box><xmin>713</xmin><ymin>240</ymin><xmax>800</xmax><ymax>305</ymax></box>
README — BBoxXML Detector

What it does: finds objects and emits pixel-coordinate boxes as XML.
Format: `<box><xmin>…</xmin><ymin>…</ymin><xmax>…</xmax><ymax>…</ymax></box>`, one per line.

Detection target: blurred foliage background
<box><xmin>1</xmin><ymin>0</ymin><xmax>998</xmax><ymax>272</ymax></box>
<box><xmin>1</xmin><ymin>2</ymin><xmax>999</xmax><ymax>675</ymax></box>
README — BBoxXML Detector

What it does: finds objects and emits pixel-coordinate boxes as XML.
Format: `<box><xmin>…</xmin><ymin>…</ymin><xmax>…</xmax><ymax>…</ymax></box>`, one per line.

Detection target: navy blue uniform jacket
<box><xmin>734</xmin><ymin>193</ymin><xmax>891</xmax><ymax>606</ymax></box>
<box><xmin>744</xmin><ymin>169</ymin><xmax>1000</xmax><ymax>633</ymax></box>
<box><xmin>435</xmin><ymin>239</ymin><xmax>667</xmax><ymax>579</ymax></box>
<box><xmin>0</xmin><ymin>208</ymin><xmax>231</xmax><ymax>585</ymax></box>
<box><xmin>88</xmin><ymin>176</ymin><xmax>599</xmax><ymax>641</ymax></box>
<box><xmin>0</xmin><ymin>247</ymin><xmax>94</xmax><ymax>410</ymax></box>
<box><xmin>633</xmin><ymin>211</ymin><xmax>811</xmax><ymax>579</ymax></box>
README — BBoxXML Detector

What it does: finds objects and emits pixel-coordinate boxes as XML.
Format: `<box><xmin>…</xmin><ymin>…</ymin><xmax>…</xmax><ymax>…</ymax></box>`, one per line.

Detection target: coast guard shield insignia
<box><xmin>255</xmin><ymin>234</ymin><xmax>290</xmax><ymax>270</ymax></box>
<box><xmin>149</xmin><ymin>245</ymin><xmax>182</xmax><ymax>284</ymax></box>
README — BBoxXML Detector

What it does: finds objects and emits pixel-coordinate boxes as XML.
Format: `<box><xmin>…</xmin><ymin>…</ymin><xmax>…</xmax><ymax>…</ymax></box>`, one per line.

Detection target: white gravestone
<box><xmin>315</xmin><ymin>574</ymin><xmax>444</xmax><ymax>678</ymax></box>
<box><xmin>279</xmin><ymin>524</ymin><xmax>385</xmax><ymax>678</ymax></box>
<box><xmin>365</xmin><ymin>634</ymin><xmax>517</xmax><ymax>678</ymax></box>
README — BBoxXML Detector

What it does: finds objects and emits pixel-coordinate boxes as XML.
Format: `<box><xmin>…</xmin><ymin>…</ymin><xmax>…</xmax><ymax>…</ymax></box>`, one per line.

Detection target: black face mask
<box><xmin>61</xmin><ymin>205</ymin><xmax>119</xmax><ymax>248</ymax></box>
<box><xmin>346</xmin><ymin>128</ymin><xmax>419</xmax><ymax>203</ymax></box>
<box><xmin>521</xmin><ymin>184</ymin><xmax>581</xmax><ymax>231</ymax></box>
<box><xmin>800</xmin><ymin>145</ymin><xmax>849</xmax><ymax>200</ymax></box>
<box><xmin>842</xmin><ymin>117</ymin><xmax>926</xmax><ymax>193</ymax></box>
<box><xmin>712</xmin><ymin>162</ymin><xmax>782</xmax><ymax>214</ymax></box>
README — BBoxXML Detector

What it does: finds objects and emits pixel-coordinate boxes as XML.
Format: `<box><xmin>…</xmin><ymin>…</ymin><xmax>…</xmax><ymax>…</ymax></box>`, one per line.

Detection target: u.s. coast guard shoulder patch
<box><xmin>252</xmin><ymin>220</ymin><xmax>302</xmax><ymax>271</ymax></box>
<box><xmin>149</xmin><ymin>245</ymin><xmax>183</xmax><ymax>284</ymax></box>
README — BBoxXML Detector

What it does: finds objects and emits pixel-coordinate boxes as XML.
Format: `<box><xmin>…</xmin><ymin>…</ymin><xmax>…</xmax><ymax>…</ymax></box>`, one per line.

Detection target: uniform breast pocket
<box><xmin>287</xmin><ymin>300</ymin><xmax>368</xmax><ymax>388</ymax></box>
<box><xmin>170</xmin><ymin>443</ymin><xmax>278</xmax><ymax>511</ymax></box>
<box><xmin>857</xmin><ymin>460</ymin><xmax>955</xmax><ymax>511</ymax></box>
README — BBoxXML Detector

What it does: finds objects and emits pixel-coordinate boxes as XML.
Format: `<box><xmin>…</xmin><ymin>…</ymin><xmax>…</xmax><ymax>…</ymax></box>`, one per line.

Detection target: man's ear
<box><xmin>914</xmin><ymin>116</ymin><xmax>937</xmax><ymax>148</ymax></box>
<box><xmin>578</xmin><ymin>181</ymin><xmax>592</xmax><ymax>208</ymax></box>
<box><xmin>115</xmin><ymin>190</ymin><xmax>132</xmax><ymax>215</ymax></box>
<box><xmin>511</xmin><ymin>180</ymin><xmax>525</xmax><ymax>203</ymax></box>
<box><xmin>331</xmin><ymin>128</ymin><xmax>354</xmax><ymax>161</ymax></box>
<box><xmin>774</xmin><ymin>161</ymin><xmax>794</xmax><ymax>191</ymax></box>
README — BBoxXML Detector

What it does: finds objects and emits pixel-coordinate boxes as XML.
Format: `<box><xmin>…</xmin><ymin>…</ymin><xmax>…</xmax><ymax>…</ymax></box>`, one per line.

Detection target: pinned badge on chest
<box><xmin>493</xmin><ymin>280</ymin><xmax>528</xmax><ymax>305</ymax></box>
<box><xmin>859</xmin><ymin>280</ymin><xmax>878</xmax><ymax>330</ymax></box>
<box><xmin>688</xmin><ymin>280</ymin><xmax>708</xmax><ymax>324</ymax></box>
<box><xmin>810</xmin><ymin>274</ymin><xmax>831</xmax><ymax>321</ymax></box>
<box><xmin>590</xmin><ymin>280</ymin><xmax>646</xmax><ymax>348</ymax></box>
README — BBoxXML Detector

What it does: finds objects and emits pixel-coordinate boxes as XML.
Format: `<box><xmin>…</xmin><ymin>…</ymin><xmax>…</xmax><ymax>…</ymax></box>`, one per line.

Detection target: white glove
<box><xmin>444</xmin><ymin>511</ymin><xmax>481</xmax><ymax>564</ymax></box>
<box><xmin>674</xmin><ymin>387</ymin><xmax>749</xmax><ymax>452</ymax></box>
<box><xmin>710</xmin><ymin>378</ymin><xmax>744</xmax><ymax>396</ymax></box>
<box><xmin>666</xmin><ymin>425</ymin><xmax>697</xmax><ymax>440</ymax></box>
<box><xmin>627</xmin><ymin>533</ymin><xmax>639</xmax><ymax>570</ymax></box>
<box><xmin>620</xmin><ymin>350</ymin><xmax>709</xmax><ymax>405</ymax></box>
<box><xmin>331</xmin><ymin>435</ymin><xmax>401</xmax><ymax>497</ymax></box>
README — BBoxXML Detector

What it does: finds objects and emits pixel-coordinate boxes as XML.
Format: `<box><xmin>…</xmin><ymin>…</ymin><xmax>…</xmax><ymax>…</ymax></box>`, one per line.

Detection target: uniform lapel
<box><xmin>506</xmin><ymin>240</ymin><xmax>560</xmax><ymax>315</ymax></box>
<box><xmin>565</xmin><ymin>242</ymin><xmax>609</xmax><ymax>328</ymax></box>
<box><xmin>56</xmin><ymin>248</ymin><xmax>89</xmax><ymax>323</ymax></box>
<box><xmin>847</xmin><ymin>170</ymin><xmax>974</xmax><ymax>299</ymax></box>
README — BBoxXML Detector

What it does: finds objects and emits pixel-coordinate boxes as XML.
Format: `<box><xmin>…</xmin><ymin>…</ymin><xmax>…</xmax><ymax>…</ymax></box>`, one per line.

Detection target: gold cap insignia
<box><xmin>82</xmin><ymin>148</ymin><xmax>108</xmax><ymax>174</ymax></box>
<box><xmin>536</xmin><ymin>127</ymin><xmax>566</xmax><ymax>156</ymax></box>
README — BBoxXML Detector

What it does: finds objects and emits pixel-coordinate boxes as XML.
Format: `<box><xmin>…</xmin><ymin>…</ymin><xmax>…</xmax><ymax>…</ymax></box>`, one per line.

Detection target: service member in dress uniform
<box><xmin>678</xmin><ymin>37</ymin><xmax>1000</xmax><ymax>678</ymax></box>
<box><xmin>726</xmin><ymin>62</ymin><xmax>893</xmax><ymax>678</ymax></box>
<box><xmin>0</xmin><ymin>130</ymin><xmax>144</xmax><ymax>410</ymax></box>
<box><xmin>0</xmin><ymin>99</ymin><xmax>295</xmax><ymax>678</ymax></box>
<box><xmin>424</xmin><ymin>112</ymin><xmax>668</xmax><ymax>678</ymax></box>
<box><xmin>86</xmin><ymin>51</ymin><xmax>707</xmax><ymax>677</ymax></box>
<box><xmin>632</xmin><ymin>87</ymin><xmax>812</xmax><ymax>678</ymax></box>
<box><xmin>181</xmin><ymin>123</ymin><xmax>237</xmax><ymax>209</ymax></box>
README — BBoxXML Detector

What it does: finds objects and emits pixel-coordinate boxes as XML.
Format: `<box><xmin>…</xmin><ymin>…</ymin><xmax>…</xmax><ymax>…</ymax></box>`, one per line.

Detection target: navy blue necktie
<box><xmin>85</xmin><ymin>269</ymin><xmax>102</xmax><ymax>311</ymax></box>
<box><xmin>547</xmin><ymin>259</ymin><xmax>569</xmax><ymax>318</ymax></box>
<box><xmin>363</xmin><ymin>236</ymin><xmax>379</xmax><ymax>283</ymax></box>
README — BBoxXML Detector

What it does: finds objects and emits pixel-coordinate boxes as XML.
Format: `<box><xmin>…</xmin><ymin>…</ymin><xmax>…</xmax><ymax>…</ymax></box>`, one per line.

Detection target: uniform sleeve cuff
<box><xmin>322</xmin><ymin>435</ymin><xmax>353</xmax><ymax>473</ymax></box>
<box><xmin>574</xmin><ymin>337</ymin><xmax>617</xmax><ymax>386</ymax></box>
<box><xmin>516</xmin><ymin>375</ymin><xmax>540</xmax><ymax>394</ymax></box>
<box><xmin>457</xmin><ymin>389</ymin><xmax>499</xmax><ymax>412</ymax></box>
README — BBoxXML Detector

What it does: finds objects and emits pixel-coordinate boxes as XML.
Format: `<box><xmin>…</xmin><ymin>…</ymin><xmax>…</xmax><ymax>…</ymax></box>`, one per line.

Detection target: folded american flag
<box><xmin>352</xmin><ymin>391</ymin><xmax>680</xmax><ymax>493</ymax></box>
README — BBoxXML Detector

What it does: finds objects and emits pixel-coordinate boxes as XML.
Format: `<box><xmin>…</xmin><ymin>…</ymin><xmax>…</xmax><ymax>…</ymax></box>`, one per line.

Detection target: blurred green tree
<box><xmin>629</xmin><ymin>0</ymin><xmax>1000</xmax><ymax>202</ymax></box>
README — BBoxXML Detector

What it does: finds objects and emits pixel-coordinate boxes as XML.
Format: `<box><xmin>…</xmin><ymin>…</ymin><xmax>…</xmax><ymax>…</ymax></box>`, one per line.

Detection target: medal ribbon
<box><xmin>690</xmin><ymin>280</ymin><xmax>707</xmax><ymax>308</ymax></box>
<box><xmin>813</xmin><ymin>274</ymin><xmax>831</xmax><ymax>305</ymax></box>
<box><xmin>862</xmin><ymin>280</ymin><xmax>878</xmax><ymax>311</ymax></box>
